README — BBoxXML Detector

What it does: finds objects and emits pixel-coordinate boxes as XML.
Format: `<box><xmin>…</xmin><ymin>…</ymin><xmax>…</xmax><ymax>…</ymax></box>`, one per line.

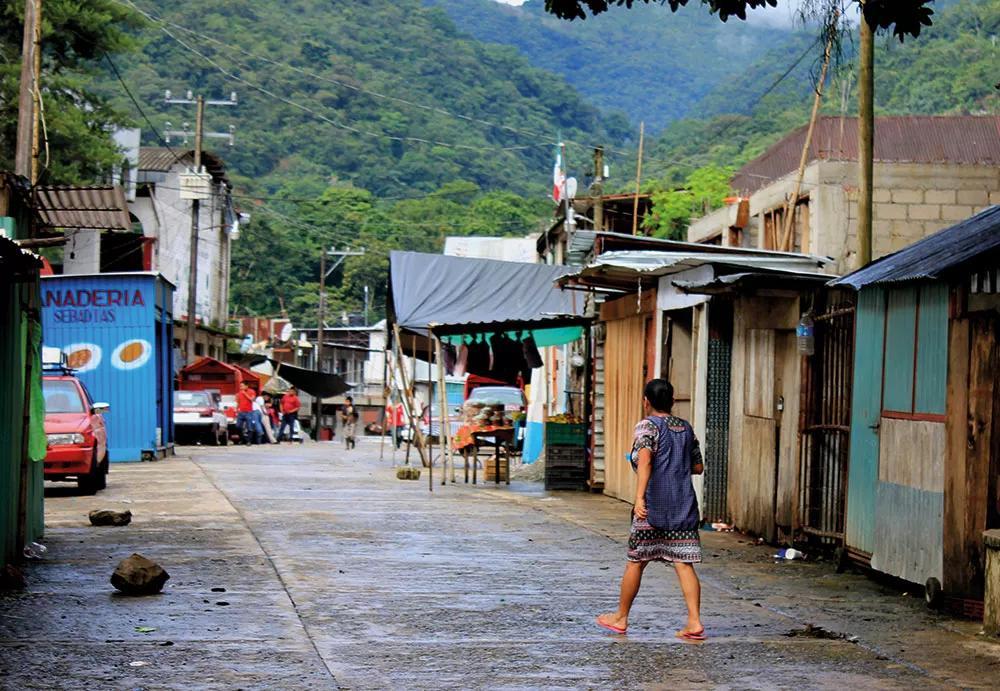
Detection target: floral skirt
<box><xmin>627</xmin><ymin>516</ymin><xmax>702</xmax><ymax>563</ymax></box>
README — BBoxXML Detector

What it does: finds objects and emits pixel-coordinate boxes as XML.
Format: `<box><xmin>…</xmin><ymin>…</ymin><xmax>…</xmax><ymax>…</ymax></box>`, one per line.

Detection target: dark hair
<box><xmin>644</xmin><ymin>378</ymin><xmax>674</xmax><ymax>413</ymax></box>
<box><xmin>345</xmin><ymin>396</ymin><xmax>353</xmax><ymax>403</ymax></box>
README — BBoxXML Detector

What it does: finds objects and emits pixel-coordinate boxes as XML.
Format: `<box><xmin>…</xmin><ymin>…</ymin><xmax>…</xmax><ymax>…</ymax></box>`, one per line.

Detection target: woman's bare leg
<box><xmin>672</xmin><ymin>562</ymin><xmax>703</xmax><ymax>633</ymax></box>
<box><xmin>598</xmin><ymin>561</ymin><xmax>648</xmax><ymax>631</ymax></box>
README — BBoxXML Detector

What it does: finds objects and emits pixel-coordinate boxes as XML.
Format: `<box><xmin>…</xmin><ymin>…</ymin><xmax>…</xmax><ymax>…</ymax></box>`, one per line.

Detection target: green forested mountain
<box><xmin>101</xmin><ymin>0</ymin><xmax>630</xmax><ymax>198</ymax></box>
<box><xmin>424</xmin><ymin>0</ymin><xmax>799</xmax><ymax>132</ymax></box>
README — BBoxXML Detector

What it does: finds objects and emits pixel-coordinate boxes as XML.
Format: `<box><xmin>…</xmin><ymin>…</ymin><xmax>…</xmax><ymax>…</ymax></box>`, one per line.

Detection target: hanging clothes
<box><xmin>466</xmin><ymin>336</ymin><xmax>491</xmax><ymax>377</ymax></box>
<box><xmin>487</xmin><ymin>333</ymin><xmax>526</xmax><ymax>386</ymax></box>
<box><xmin>521</xmin><ymin>334</ymin><xmax>543</xmax><ymax>369</ymax></box>
<box><xmin>442</xmin><ymin>343</ymin><xmax>457</xmax><ymax>375</ymax></box>
<box><xmin>454</xmin><ymin>343</ymin><xmax>469</xmax><ymax>377</ymax></box>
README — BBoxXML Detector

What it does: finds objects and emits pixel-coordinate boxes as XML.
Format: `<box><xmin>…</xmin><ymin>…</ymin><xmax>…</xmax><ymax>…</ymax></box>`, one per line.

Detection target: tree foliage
<box><xmin>643</xmin><ymin>165</ymin><xmax>733</xmax><ymax>239</ymax></box>
<box><xmin>0</xmin><ymin>0</ymin><xmax>141</xmax><ymax>184</ymax></box>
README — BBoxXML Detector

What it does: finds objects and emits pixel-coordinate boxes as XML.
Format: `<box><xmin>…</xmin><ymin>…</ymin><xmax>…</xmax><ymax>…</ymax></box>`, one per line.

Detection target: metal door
<box><xmin>798</xmin><ymin>290</ymin><xmax>855</xmax><ymax>544</ymax></box>
<box><xmin>702</xmin><ymin>303</ymin><xmax>732</xmax><ymax>523</ymax></box>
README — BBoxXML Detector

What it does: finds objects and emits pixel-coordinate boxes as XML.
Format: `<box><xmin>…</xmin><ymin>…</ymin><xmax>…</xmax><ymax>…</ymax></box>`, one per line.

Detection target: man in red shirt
<box><xmin>278</xmin><ymin>386</ymin><xmax>301</xmax><ymax>443</ymax></box>
<box><xmin>236</xmin><ymin>381</ymin><xmax>257</xmax><ymax>445</ymax></box>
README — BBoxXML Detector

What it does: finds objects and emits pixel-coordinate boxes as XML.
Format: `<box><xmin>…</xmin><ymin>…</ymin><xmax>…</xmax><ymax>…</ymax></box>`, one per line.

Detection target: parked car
<box><xmin>173</xmin><ymin>390</ymin><xmax>229</xmax><ymax>445</ymax></box>
<box><xmin>42</xmin><ymin>373</ymin><xmax>109</xmax><ymax>494</ymax></box>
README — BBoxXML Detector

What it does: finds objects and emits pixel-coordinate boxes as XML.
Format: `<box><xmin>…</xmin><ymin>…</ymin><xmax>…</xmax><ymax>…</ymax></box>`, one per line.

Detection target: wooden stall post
<box><xmin>434</xmin><ymin>335</ymin><xmax>454</xmax><ymax>485</ymax></box>
<box><xmin>427</xmin><ymin>334</ymin><xmax>434</xmax><ymax>491</ymax></box>
<box><xmin>392</xmin><ymin>323</ymin><xmax>430</xmax><ymax>470</ymax></box>
<box><xmin>379</xmin><ymin>348</ymin><xmax>388</xmax><ymax>462</ymax></box>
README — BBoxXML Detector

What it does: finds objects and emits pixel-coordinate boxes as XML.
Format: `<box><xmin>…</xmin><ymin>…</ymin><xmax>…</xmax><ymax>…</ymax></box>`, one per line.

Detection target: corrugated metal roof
<box><xmin>560</xmin><ymin>249</ymin><xmax>832</xmax><ymax>292</ymax></box>
<box><xmin>35</xmin><ymin>186</ymin><xmax>132</xmax><ymax>231</ymax></box>
<box><xmin>138</xmin><ymin>147</ymin><xmax>230</xmax><ymax>184</ymax></box>
<box><xmin>733</xmin><ymin>115</ymin><xmax>1000</xmax><ymax>194</ymax></box>
<box><xmin>831</xmin><ymin>204</ymin><xmax>1000</xmax><ymax>289</ymax></box>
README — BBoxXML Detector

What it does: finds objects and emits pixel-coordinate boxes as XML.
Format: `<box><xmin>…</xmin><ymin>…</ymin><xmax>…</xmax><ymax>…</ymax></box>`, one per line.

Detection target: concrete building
<box><xmin>129</xmin><ymin>147</ymin><xmax>240</xmax><ymax>361</ymax></box>
<box><xmin>687</xmin><ymin>116</ymin><xmax>1000</xmax><ymax>273</ymax></box>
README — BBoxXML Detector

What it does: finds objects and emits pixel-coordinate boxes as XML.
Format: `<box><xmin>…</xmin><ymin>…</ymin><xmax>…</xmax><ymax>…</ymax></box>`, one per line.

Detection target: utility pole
<box><xmin>858</xmin><ymin>9</ymin><xmax>875</xmax><ymax>267</ymax></box>
<box><xmin>164</xmin><ymin>90</ymin><xmax>237</xmax><ymax>364</ymax></box>
<box><xmin>631</xmin><ymin>122</ymin><xmax>645</xmax><ymax>235</ymax></box>
<box><xmin>14</xmin><ymin>0</ymin><xmax>39</xmax><ymax>181</ymax></box>
<box><xmin>592</xmin><ymin>146</ymin><xmax>604</xmax><ymax>232</ymax></box>
<box><xmin>314</xmin><ymin>246</ymin><xmax>364</xmax><ymax>440</ymax></box>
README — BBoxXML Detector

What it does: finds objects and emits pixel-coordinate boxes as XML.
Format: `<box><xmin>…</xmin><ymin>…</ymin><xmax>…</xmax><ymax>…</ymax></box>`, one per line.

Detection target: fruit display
<box><xmin>547</xmin><ymin>413</ymin><xmax>583</xmax><ymax>424</ymax></box>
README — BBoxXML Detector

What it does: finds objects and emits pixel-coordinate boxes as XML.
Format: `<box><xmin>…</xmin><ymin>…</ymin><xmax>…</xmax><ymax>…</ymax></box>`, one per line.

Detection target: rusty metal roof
<box><xmin>831</xmin><ymin>204</ymin><xmax>1000</xmax><ymax>289</ymax></box>
<box><xmin>34</xmin><ymin>185</ymin><xmax>132</xmax><ymax>231</ymax></box>
<box><xmin>732</xmin><ymin>115</ymin><xmax>1000</xmax><ymax>194</ymax></box>
<box><xmin>138</xmin><ymin>147</ymin><xmax>230</xmax><ymax>184</ymax></box>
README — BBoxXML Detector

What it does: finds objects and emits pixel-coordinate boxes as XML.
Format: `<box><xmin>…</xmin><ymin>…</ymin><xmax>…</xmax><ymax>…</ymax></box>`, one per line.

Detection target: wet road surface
<box><xmin>2</xmin><ymin>440</ymin><xmax>997</xmax><ymax>689</ymax></box>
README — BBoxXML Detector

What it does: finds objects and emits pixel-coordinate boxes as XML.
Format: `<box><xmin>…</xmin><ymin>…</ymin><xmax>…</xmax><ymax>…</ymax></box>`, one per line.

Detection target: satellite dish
<box><xmin>239</xmin><ymin>334</ymin><xmax>253</xmax><ymax>353</ymax></box>
<box><xmin>280</xmin><ymin>322</ymin><xmax>293</xmax><ymax>342</ymax></box>
<box><xmin>565</xmin><ymin>177</ymin><xmax>578</xmax><ymax>199</ymax></box>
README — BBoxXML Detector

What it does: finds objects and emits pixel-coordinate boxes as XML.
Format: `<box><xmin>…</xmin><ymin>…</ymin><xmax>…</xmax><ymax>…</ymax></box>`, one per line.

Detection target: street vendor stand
<box><xmin>387</xmin><ymin>251</ymin><xmax>592</xmax><ymax>491</ymax></box>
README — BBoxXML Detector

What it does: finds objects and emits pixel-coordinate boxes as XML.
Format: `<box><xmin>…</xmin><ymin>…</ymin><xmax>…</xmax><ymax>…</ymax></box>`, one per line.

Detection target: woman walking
<box><xmin>597</xmin><ymin>378</ymin><xmax>705</xmax><ymax>641</ymax></box>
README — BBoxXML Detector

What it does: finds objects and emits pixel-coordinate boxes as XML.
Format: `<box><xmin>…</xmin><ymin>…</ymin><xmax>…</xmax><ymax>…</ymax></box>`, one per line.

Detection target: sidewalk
<box><xmin>1</xmin><ymin>441</ymin><xmax>997</xmax><ymax>689</ymax></box>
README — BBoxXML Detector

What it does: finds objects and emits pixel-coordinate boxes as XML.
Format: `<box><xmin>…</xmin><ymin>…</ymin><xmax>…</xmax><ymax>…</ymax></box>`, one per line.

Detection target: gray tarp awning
<box><xmin>387</xmin><ymin>251</ymin><xmax>589</xmax><ymax>346</ymax></box>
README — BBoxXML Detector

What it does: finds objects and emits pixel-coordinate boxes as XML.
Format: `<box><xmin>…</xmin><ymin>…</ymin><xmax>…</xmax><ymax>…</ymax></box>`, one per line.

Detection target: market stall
<box><xmin>387</xmin><ymin>251</ymin><xmax>592</xmax><ymax>490</ymax></box>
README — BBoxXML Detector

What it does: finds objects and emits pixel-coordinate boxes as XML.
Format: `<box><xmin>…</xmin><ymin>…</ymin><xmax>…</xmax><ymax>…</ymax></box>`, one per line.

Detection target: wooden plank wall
<box><xmin>944</xmin><ymin>313</ymin><xmax>999</xmax><ymax>598</ymax></box>
<box><xmin>602</xmin><ymin>314</ymin><xmax>647</xmax><ymax>503</ymax></box>
<box><xmin>727</xmin><ymin>295</ymin><xmax>800</xmax><ymax>540</ymax></box>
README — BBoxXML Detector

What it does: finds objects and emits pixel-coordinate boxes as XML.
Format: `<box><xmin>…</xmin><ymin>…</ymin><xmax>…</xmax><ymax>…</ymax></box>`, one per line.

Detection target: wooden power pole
<box><xmin>14</xmin><ymin>0</ymin><xmax>39</xmax><ymax>181</ymax></box>
<box><xmin>858</xmin><ymin>11</ymin><xmax>875</xmax><ymax>267</ymax></box>
<box><xmin>186</xmin><ymin>95</ymin><xmax>205</xmax><ymax>364</ymax></box>
<box><xmin>592</xmin><ymin>146</ymin><xmax>604</xmax><ymax>232</ymax></box>
<box><xmin>631</xmin><ymin>122</ymin><xmax>645</xmax><ymax>235</ymax></box>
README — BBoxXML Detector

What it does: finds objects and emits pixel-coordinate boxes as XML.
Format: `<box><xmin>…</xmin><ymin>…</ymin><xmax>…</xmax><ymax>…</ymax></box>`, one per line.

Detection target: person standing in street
<box><xmin>278</xmin><ymin>386</ymin><xmax>301</xmax><ymax>443</ymax></box>
<box><xmin>341</xmin><ymin>396</ymin><xmax>358</xmax><ymax>449</ymax></box>
<box><xmin>255</xmin><ymin>391</ymin><xmax>277</xmax><ymax>443</ymax></box>
<box><xmin>596</xmin><ymin>378</ymin><xmax>705</xmax><ymax>641</ymax></box>
<box><xmin>235</xmin><ymin>381</ymin><xmax>257</xmax><ymax>445</ymax></box>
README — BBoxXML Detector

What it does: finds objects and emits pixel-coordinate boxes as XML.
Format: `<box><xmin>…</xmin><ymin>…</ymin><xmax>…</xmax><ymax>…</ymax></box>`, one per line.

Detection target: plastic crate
<box><xmin>544</xmin><ymin>422</ymin><xmax>586</xmax><ymax>446</ymax></box>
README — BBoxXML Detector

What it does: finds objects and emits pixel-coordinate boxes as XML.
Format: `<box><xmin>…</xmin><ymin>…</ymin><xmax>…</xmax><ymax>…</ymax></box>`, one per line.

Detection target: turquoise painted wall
<box><xmin>846</xmin><ymin>287</ymin><xmax>885</xmax><ymax>555</ymax></box>
<box><xmin>915</xmin><ymin>283</ymin><xmax>948</xmax><ymax>415</ymax></box>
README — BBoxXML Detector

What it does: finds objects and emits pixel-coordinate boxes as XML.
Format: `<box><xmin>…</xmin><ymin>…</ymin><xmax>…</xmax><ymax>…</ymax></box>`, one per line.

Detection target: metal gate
<box><xmin>702</xmin><ymin>303</ymin><xmax>732</xmax><ymax>523</ymax></box>
<box><xmin>798</xmin><ymin>291</ymin><xmax>855</xmax><ymax>544</ymax></box>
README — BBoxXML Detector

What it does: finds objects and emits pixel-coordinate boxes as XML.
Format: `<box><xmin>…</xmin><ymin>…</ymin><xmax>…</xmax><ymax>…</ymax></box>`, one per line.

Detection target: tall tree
<box><xmin>0</xmin><ymin>0</ymin><xmax>141</xmax><ymax>184</ymax></box>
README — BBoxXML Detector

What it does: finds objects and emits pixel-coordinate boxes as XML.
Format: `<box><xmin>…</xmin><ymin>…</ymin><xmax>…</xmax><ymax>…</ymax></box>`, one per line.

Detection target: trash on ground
<box><xmin>396</xmin><ymin>466</ymin><xmax>421</xmax><ymax>480</ymax></box>
<box><xmin>128</xmin><ymin>661</ymin><xmax>149</xmax><ymax>667</ymax></box>
<box><xmin>784</xmin><ymin>624</ymin><xmax>844</xmax><ymax>640</ymax></box>
<box><xmin>774</xmin><ymin>548</ymin><xmax>805</xmax><ymax>560</ymax></box>
<box><xmin>22</xmin><ymin>542</ymin><xmax>47</xmax><ymax>559</ymax></box>
<box><xmin>135</xmin><ymin>626</ymin><xmax>156</xmax><ymax>633</ymax></box>
<box><xmin>111</xmin><ymin>553</ymin><xmax>170</xmax><ymax>595</ymax></box>
<box><xmin>89</xmin><ymin>509</ymin><xmax>133</xmax><ymax>526</ymax></box>
<box><xmin>709</xmin><ymin>522</ymin><xmax>734</xmax><ymax>532</ymax></box>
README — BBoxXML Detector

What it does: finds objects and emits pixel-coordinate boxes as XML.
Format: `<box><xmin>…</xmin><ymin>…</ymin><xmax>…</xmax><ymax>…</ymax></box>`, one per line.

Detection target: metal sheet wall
<box><xmin>703</xmin><ymin>336</ymin><xmax>731</xmax><ymax>522</ymax></box>
<box><xmin>40</xmin><ymin>274</ymin><xmax>174</xmax><ymax>462</ymax></box>
<box><xmin>845</xmin><ymin>287</ymin><xmax>886</xmax><ymax>556</ymax></box>
<box><xmin>0</xmin><ymin>276</ymin><xmax>44</xmax><ymax>567</ymax></box>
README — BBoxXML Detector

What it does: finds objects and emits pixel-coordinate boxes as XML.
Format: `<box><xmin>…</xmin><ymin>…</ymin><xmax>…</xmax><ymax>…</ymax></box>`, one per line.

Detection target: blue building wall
<box><xmin>40</xmin><ymin>273</ymin><xmax>174</xmax><ymax>462</ymax></box>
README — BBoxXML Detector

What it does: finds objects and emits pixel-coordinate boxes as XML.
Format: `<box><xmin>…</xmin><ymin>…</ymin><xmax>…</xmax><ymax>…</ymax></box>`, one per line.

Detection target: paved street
<box><xmin>2</xmin><ymin>440</ymin><xmax>998</xmax><ymax>690</ymax></box>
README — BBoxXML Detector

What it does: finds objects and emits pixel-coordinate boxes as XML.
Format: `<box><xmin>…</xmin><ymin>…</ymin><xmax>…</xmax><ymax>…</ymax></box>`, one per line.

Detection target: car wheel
<box><xmin>96</xmin><ymin>453</ymin><xmax>109</xmax><ymax>491</ymax></box>
<box><xmin>77</xmin><ymin>453</ymin><xmax>101</xmax><ymax>495</ymax></box>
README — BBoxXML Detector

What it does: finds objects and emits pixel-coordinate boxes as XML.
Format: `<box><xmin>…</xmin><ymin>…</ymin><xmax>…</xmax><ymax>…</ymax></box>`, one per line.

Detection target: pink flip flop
<box><xmin>676</xmin><ymin>629</ymin><xmax>706</xmax><ymax>641</ymax></box>
<box><xmin>596</xmin><ymin>616</ymin><xmax>627</xmax><ymax>634</ymax></box>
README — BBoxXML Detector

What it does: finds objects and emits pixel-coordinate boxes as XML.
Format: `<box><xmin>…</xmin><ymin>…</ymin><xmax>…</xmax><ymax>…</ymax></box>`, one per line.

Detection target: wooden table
<box><xmin>469</xmin><ymin>426</ymin><xmax>514</xmax><ymax>485</ymax></box>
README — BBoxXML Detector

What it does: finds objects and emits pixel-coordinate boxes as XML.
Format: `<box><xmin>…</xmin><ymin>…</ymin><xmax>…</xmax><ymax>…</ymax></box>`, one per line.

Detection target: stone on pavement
<box><xmin>89</xmin><ymin>508</ymin><xmax>132</xmax><ymax>526</ymax></box>
<box><xmin>396</xmin><ymin>465</ymin><xmax>421</xmax><ymax>480</ymax></box>
<box><xmin>110</xmin><ymin>553</ymin><xmax>169</xmax><ymax>595</ymax></box>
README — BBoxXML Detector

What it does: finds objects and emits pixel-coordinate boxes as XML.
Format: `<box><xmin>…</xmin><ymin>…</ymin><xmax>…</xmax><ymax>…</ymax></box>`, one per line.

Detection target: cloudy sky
<box><xmin>490</xmin><ymin>0</ymin><xmax>819</xmax><ymax>29</ymax></box>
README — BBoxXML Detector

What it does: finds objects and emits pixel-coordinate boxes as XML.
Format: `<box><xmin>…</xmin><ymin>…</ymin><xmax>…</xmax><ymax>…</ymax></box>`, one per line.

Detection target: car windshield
<box><xmin>174</xmin><ymin>391</ymin><xmax>212</xmax><ymax>408</ymax></box>
<box><xmin>467</xmin><ymin>387</ymin><xmax>524</xmax><ymax>406</ymax></box>
<box><xmin>43</xmin><ymin>380</ymin><xmax>86</xmax><ymax>413</ymax></box>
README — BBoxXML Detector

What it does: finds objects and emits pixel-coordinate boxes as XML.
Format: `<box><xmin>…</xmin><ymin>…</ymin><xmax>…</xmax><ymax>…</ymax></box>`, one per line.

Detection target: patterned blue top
<box><xmin>630</xmin><ymin>415</ymin><xmax>702</xmax><ymax>531</ymax></box>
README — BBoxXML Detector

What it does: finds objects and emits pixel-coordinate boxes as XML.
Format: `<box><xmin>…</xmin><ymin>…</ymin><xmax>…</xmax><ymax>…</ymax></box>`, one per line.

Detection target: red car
<box><xmin>42</xmin><ymin>374</ymin><xmax>110</xmax><ymax>494</ymax></box>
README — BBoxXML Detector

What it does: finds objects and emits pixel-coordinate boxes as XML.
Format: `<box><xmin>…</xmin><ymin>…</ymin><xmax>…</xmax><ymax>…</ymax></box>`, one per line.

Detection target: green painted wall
<box><xmin>915</xmin><ymin>283</ymin><xmax>948</xmax><ymax>415</ymax></box>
